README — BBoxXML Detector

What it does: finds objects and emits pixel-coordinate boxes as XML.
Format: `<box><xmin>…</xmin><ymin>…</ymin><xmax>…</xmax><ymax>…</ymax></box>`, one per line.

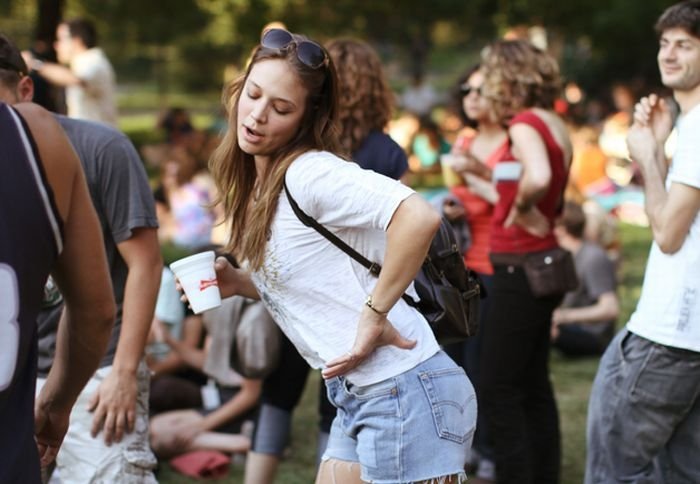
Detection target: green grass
<box><xmin>157</xmin><ymin>223</ymin><xmax>652</xmax><ymax>484</ymax></box>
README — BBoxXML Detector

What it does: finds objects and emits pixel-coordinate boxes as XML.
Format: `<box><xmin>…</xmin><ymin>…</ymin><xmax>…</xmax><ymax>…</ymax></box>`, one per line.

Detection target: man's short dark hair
<box><xmin>64</xmin><ymin>18</ymin><xmax>98</xmax><ymax>49</ymax></box>
<box><xmin>655</xmin><ymin>0</ymin><xmax>700</xmax><ymax>38</ymax></box>
<box><xmin>0</xmin><ymin>33</ymin><xmax>27</xmax><ymax>88</ymax></box>
<box><xmin>558</xmin><ymin>201</ymin><xmax>587</xmax><ymax>239</ymax></box>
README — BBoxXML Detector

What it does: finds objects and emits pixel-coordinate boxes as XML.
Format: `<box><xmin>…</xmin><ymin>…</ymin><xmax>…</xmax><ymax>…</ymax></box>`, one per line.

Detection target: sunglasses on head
<box><xmin>460</xmin><ymin>85</ymin><xmax>482</xmax><ymax>97</ymax></box>
<box><xmin>260</xmin><ymin>28</ymin><xmax>329</xmax><ymax>70</ymax></box>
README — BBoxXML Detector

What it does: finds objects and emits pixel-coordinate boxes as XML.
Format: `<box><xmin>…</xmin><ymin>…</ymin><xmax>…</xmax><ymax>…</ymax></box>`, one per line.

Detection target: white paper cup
<box><xmin>169</xmin><ymin>251</ymin><xmax>221</xmax><ymax>314</ymax></box>
<box><xmin>440</xmin><ymin>154</ymin><xmax>464</xmax><ymax>188</ymax></box>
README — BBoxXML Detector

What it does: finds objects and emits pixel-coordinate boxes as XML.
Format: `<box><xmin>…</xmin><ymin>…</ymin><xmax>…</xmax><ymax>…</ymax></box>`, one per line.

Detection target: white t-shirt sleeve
<box><xmin>286</xmin><ymin>151</ymin><xmax>415</xmax><ymax>231</ymax></box>
<box><xmin>669</xmin><ymin>106</ymin><xmax>700</xmax><ymax>190</ymax></box>
<box><xmin>72</xmin><ymin>50</ymin><xmax>107</xmax><ymax>96</ymax></box>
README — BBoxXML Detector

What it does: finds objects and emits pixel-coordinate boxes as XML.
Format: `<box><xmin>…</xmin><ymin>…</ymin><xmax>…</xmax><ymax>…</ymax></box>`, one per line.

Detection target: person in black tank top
<box><xmin>0</xmin><ymin>99</ymin><xmax>114</xmax><ymax>482</ymax></box>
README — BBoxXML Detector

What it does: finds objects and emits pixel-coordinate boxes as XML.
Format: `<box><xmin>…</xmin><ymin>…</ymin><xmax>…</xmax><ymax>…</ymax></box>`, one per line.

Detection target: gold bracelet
<box><xmin>365</xmin><ymin>295</ymin><xmax>389</xmax><ymax>316</ymax></box>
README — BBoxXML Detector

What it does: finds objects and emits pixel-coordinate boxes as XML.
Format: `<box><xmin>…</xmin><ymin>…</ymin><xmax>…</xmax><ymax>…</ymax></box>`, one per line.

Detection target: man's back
<box><xmin>37</xmin><ymin>116</ymin><xmax>158</xmax><ymax>375</ymax></box>
<box><xmin>31</xmin><ymin>114</ymin><xmax>160</xmax><ymax>484</ymax></box>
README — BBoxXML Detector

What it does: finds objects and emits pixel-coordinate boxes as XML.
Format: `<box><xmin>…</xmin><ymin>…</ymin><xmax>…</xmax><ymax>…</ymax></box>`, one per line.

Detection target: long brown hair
<box><xmin>325</xmin><ymin>38</ymin><xmax>394</xmax><ymax>154</ymax></box>
<box><xmin>209</xmin><ymin>33</ymin><xmax>341</xmax><ymax>271</ymax></box>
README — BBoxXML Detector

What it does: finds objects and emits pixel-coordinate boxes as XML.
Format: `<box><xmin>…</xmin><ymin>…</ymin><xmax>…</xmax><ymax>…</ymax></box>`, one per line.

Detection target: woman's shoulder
<box><xmin>510</xmin><ymin>108</ymin><xmax>565</xmax><ymax>131</ymax></box>
<box><xmin>290</xmin><ymin>150</ymin><xmax>348</xmax><ymax>169</ymax></box>
<box><xmin>286</xmin><ymin>150</ymin><xmax>353</xmax><ymax>189</ymax></box>
<box><xmin>510</xmin><ymin>109</ymin><xmax>571</xmax><ymax>157</ymax></box>
<box><xmin>508</xmin><ymin>108</ymin><xmax>542</xmax><ymax>126</ymax></box>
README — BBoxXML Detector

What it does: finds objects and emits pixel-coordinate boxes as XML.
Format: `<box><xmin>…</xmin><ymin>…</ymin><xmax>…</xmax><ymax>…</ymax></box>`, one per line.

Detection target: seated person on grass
<box><xmin>149</xmin><ymin>294</ymin><xmax>263</xmax><ymax>459</ymax></box>
<box><xmin>551</xmin><ymin>201</ymin><xmax>620</xmax><ymax>357</ymax></box>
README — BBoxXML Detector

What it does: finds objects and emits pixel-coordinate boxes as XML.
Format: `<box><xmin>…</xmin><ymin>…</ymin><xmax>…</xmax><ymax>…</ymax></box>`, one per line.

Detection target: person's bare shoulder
<box><xmin>13</xmin><ymin>102</ymin><xmax>80</xmax><ymax>221</ymax></box>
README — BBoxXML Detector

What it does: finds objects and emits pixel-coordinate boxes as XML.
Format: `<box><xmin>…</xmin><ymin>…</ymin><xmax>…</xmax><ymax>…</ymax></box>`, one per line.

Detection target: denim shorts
<box><xmin>322</xmin><ymin>350</ymin><xmax>476</xmax><ymax>483</ymax></box>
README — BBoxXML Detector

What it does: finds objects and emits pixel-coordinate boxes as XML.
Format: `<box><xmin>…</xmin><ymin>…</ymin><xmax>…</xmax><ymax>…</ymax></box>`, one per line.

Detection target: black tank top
<box><xmin>0</xmin><ymin>103</ymin><xmax>63</xmax><ymax>483</ymax></box>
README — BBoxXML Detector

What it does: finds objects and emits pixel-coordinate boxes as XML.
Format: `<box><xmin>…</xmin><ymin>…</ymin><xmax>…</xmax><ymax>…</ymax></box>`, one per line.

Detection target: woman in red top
<box><xmin>478</xmin><ymin>40</ymin><xmax>573</xmax><ymax>484</ymax></box>
<box><xmin>442</xmin><ymin>64</ymin><xmax>509</xmax><ymax>482</ymax></box>
<box><xmin>448</xmin><ymin>65</ymin><xmax>509</xmax><ymax>274</ymax></box>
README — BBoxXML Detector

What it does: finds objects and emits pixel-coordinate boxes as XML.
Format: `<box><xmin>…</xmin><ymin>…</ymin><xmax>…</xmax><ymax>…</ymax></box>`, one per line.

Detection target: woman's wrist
<box><xmin>365</xmin><ymin>294</ymin><xmax>390</xmax><ymax>316</ymax></box>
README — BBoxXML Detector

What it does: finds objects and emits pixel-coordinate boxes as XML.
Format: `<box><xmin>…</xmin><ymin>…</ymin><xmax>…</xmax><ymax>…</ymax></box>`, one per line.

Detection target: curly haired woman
<box><xmin>326</xmin><ymin>38</ymin><xmax>409</xmax><ymax>182</ymax></box>
<box><xmin>478</xmin><ymin>39</ymin><xmax>573</xmax><ymax>484</ymax></box>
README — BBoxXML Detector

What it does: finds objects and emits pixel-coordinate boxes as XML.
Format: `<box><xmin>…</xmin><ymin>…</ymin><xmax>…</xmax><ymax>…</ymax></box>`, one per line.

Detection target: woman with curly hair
<box><xmin>477</xmin><ymin>39</ymin><xmax>572</xmax><ymax>484</ymax></box>
<box><xmin>326</xmin><ymin>38</ymin><xmax>409</xmax><ymax>182</ymax></box>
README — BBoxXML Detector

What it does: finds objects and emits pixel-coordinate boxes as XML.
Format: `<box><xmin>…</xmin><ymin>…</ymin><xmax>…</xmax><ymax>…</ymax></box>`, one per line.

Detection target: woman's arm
<box><xmin>451</xmin><ymin>152</ymin><xmax>494</xmax><ymax>180</ymax></box>
<box><xmin>509</xmin><ymin>123</ymin><xmax>552</xmax><ymax>210</ymax></box>
<box><xmin>370</xmin><ymin>193</ymin><xmax>441</xmax><ymax>310</ymax></box>
<box><xmin>214</xmin><ymin>257</ymin><xmax>260</xmax><ymax>300</ymax></box>
<box><xmin>504</xmin><ymin>123</ymin><xmax>553</xmax><ymax>237</ymax></box>
<box><xmin>323</xmin><ymin>193</ymin><xmax>440</xmax><ymax>378</ymax></box>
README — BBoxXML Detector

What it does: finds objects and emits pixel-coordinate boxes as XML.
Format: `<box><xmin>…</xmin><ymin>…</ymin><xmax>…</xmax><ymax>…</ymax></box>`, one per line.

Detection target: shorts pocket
<box><xmin>343</xmin><ymin>377</ymin><xmax>399</xmax><ymax>418</ymax></box>
<box><xmin>419</xmin><ymin>367</ymin><xmax>476</xmax><ymax>444</ymax></box>
<box><xmin>343</xmin><ymin>377</ymin><xmax>398</xmax><ymax>400</ymax></box>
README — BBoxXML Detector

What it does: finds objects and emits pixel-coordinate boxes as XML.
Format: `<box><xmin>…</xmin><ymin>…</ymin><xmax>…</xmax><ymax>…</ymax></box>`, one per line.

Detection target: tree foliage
<box><xmin>1</xmin><ymin>0</ymin><xmax>681</xmax><ymax>95</ymax></box>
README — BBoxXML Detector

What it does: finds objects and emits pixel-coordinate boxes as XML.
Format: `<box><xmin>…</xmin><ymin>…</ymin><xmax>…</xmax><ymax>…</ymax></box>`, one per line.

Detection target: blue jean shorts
<box><xmin>322</xmin><ymin>350</ymin><xmax>476</xmax><ymax>483</ymax></box>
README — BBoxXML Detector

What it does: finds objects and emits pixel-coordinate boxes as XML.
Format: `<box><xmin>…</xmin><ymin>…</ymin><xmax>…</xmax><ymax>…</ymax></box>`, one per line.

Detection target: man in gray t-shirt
<box><xmin>551</xmin><ymin>202</ymin><xmax>619</xmax><ymax>356</ymax></box>
<box><xmin>38</xmin><ymin>117</ymin><xmax>160</xmax><ymax>369</ymax></box>
<box><xmin>0</xmin><ymin>38</ymin><xmax>162</xmax><ymax>481</ymax></box>
<box><xmin>37</xmin><ymin>119</ymin><xmax>161</xmax><ymax>481</ymax></box>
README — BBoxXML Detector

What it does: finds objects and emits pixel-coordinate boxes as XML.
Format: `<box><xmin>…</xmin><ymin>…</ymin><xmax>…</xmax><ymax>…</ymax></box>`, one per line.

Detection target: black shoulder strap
<box><xmin>283</xmin><ymin>178</ymin><xmax>419</xmax><ymax>308</ymax></box>
<box><xmin>283</xmin><ymin>179</ymin><xmax>382</xmax><ymax>277</ymax></box>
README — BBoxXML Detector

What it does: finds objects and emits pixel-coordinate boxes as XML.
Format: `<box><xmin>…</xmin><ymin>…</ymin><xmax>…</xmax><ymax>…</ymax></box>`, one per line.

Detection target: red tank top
<box><xmin>490</xmin><ymin>110</ymin><xmax>569</xmax><ymax>254</ymax></box>
<box><xmin>450</xmin><ymin>135</ymin><xmax>511</xmax><ymax>275</ymax></box>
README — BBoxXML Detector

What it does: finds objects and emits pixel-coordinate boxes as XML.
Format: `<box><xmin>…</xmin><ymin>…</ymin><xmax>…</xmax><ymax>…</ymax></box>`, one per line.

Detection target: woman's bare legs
<box><xmin>315</xmin><ymin>458</ymin><xmax>362</xmax><ymax>484</ymax></box>
<box><xmin>243</xmin><ymin>452</ymin><xmax>281</xmax><ymax>484</ymax></box>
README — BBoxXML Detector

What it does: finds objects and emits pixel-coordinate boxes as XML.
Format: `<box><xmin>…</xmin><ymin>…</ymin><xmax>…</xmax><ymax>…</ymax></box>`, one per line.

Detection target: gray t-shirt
<box><xmin>37</xmin><ymin>116</ymin><xmax>158</xmax><ymax>375</ymax></box>
<box><xmin>561</xmin><ymin>241</ymin><xmax>617</xmax><ymax>334</ymax></box>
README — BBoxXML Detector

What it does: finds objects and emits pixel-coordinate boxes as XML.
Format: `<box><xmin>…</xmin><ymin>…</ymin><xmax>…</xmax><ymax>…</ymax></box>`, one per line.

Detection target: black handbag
<box><xmin>523</xmin><ymin>247</ymin><xmax>579</xmax><ymax>298</ymax></box>
<box><xmin>283</xmin><ymin>181</ymin><xmax>482</xmax><ymax>344</ymax></box>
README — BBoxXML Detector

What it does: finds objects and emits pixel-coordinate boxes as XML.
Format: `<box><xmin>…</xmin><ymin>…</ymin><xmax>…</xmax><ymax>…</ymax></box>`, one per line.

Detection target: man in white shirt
<box><xmin>25</xmin><ymin>18</ymin><xmax>117</xmax><ymax>126</ymax></box>
<box><xmin>585</xmin><ymin>2</ymin><xmax>700</xmax><ymax>483</ymax></box>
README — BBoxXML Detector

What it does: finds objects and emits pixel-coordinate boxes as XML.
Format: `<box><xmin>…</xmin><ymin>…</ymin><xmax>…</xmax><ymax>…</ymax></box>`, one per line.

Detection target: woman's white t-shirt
<box><xmin>251</xmin><ymin>151</ymin><xmax>440</xmax><ymax>385</ymax></box>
